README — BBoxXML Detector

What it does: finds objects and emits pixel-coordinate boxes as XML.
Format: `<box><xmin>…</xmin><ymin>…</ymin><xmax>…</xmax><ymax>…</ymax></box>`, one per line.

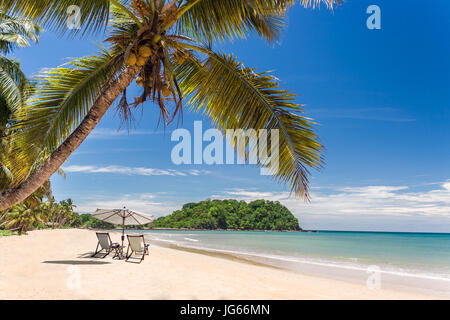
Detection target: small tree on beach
<box><xmin>0</xmin><ymin>0</ymin><xmax>339</xmax><ymax>210</ymax></box>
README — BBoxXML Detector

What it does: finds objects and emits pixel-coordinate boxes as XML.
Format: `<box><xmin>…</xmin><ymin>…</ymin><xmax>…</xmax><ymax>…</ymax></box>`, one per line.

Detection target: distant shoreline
<box><xmin>149</xmin><ymin>228</ymin><xmax>317</xmax><ymax>233</ymax></box>
<box><xmin>103</xmin><ymin>227</ymin><xmax>317</xmax><ymax>233</ymax></box>
<box><xmin>108</xmin><ymin>228</ymin><xmax>450</xmax><ymax>234</ymax></box>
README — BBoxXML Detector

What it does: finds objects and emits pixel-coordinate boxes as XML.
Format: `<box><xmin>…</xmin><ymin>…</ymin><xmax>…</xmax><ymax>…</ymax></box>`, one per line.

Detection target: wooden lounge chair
<box><xmin>92</xmin><ymin>232</ymin><xmax>121</xmax><ymax>259</ymax></box>
<box><xmin>125</xmin><ymin>235</ymin><xmax>150</xmax><ymax>263</ymax></box>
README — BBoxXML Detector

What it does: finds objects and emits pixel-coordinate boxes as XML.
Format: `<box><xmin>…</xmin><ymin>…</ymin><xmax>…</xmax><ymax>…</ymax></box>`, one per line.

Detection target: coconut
<box><xmin>152</xmin><ymin>35</ymin><xmax>161</xmax><ymax>44</ymax></box>
<box><xmin>139</xmin><ymin>46</ymin><xmax>151</xmax><ymax>58</ymax></box>
<box><xmin>126</xmin><ymin>54</ymin><xmax>137</xmax><ymax>66</ymax></box>
<box><xmin>136</xmin><ymin>56</ymin><xmax>146</xmax><ymax>66</ymax></box>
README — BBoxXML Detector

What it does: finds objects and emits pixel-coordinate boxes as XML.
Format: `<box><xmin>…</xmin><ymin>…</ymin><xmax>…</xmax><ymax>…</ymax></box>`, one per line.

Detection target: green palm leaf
<box><xmin>0</xmin><ymin>13</ymin><xmax>42</xmax><ymax>53</ymax></box>
<box><xmin>0</xmin><ymin>14</ymin><xmax>39</xmax><ymax>193</ymax></box>
<box><xmin>174</xmin><ymin>0</ymin><xmax>290</xmax><ymax>42</ymax></box>
<box><xmin>0</xmin><ymin>56</ymin><xmax>28</xmax><ymax>113</ymax></box>
<box><xmin>0</xmin><ymin>0</ymin><xmax>112</xmax><ymax>35</ymax></box>
<box><xmin>0</xmin><ymin>160</ymin><xmax>13</xmax><ymax>185</ymax></box>
<box><xmin>11</xmin><ymin>47</ymin><xmax>125</xmax><ymax>166</ymax></box>
<box><xmin>175</xmin><ymin>46</ymin><xmax>323</xmax><ymax>198</ymax></box>
<box><xmin>175</xmin><ymin>0</ymin><xmax>339</xmax><ymax>42</ymax></box>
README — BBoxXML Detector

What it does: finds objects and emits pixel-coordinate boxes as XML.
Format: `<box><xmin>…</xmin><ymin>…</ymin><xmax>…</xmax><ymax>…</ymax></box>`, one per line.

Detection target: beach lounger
<box><xmin>125</xmin><ymin>235</ymin><xmax>150</xmax><ymax>263</ymax></box>
<box><xmin>92</xmin><ymin>232</ymin><xmax>121</xmax><ymax>259</ymax></box>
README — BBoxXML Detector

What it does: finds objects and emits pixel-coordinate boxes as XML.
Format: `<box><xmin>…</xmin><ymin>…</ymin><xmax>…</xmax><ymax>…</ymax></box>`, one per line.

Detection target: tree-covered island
<box><xmin>152</xmin><ymin>199</ymin><xmax>302</xmax><ymax>231</ymax></box>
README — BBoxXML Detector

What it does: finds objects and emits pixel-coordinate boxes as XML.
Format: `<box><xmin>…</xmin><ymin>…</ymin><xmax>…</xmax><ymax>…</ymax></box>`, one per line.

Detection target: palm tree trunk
<box><xmin>0</xmin><ymin>66</ymin><xmax>140</xmax><ymax>210</ymax></box>
<box><xmin>52</xmin><ymin>214</ymin><xmax>57</xmax><ymax>228</ymax></box>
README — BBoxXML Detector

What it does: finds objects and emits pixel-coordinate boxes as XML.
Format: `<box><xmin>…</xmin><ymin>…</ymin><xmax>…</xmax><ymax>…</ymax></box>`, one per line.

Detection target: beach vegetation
<box><xmin>0</xmin><ymin>229</ymin><xmax>16</xmax><ymax>236</ymax></box>
<box><xmin>0</xmin><ymin>198</ymin><xmax>81</xmax><ymax>234</ymax></box>
<box><xmin>0</xmin><ymin>203</ymin><xmax>43</xmax><ymax>234</ymax></box>
<box><xmin>77</xmin><ymin>213</ymin><xmax>115</xmax><ymax>229</ymax></box>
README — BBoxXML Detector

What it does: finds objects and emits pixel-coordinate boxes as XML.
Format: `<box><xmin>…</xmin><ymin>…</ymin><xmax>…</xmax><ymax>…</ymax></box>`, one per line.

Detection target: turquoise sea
<box><xmin>135</xmin><ymin>230</ymin><xmax>450</xmax><ymax>296</ymax></box>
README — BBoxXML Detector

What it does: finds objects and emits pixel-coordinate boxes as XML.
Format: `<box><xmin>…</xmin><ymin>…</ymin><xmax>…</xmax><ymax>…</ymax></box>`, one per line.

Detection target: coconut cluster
<box><xmin>113</xmin><ymin>0</ymin><xmax>184</xmax><ymax>125</ymax></box>
<box><xmin>126</xmin><ymin>42</ymin><xmax>172</xmax><ymax>98</ymax></box>
<box><xmin>126</xmin><ymin>45</ymin><xmax>152</xmax><ymax>68</ymax></box>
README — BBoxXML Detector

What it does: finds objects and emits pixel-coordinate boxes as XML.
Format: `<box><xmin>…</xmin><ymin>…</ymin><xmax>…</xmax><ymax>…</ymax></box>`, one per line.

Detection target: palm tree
<box><xmin>53</xmin><ymin>199</ymin><xmax>76</xmax><ymax>226</ymax></box>
<box><xmin>0</xmin><ymin>12</ymin><xmax>41</xmax><ymax>130</ymax></box>
<box><xmin>0</xmin><ymin>203</ymin><xmax>43</xmax><ymax>234</ymax></box>
<box><xmin>34</xmin><ymin>199</ymin><xmax>77</xmax><ymax>227</ymax></box>
<box><xmin>0</xmin><ymin>0</ymin><xmax>339</xmax><ymax>211</ymax></box>
<box><xmin>0</xmin><ymin>14</ymin><xmax>62</xmax><ymax>217</ymax></box>
<box><xmin>36</xmin><ymin>200</ymin><xmax>57</xmax><ymax>227</ymax></box>
<box><xmin>0</xmin><ymin>13</ymin><xmax>41</xmax><ymax>189</ymax></box>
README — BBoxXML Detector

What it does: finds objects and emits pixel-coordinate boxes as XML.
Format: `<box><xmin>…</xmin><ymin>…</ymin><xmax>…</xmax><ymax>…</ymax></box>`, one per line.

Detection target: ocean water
<box><xmin>135</xmin><ymin>230</ymin><xmax>450</xmax><ymax>296</ymax></box>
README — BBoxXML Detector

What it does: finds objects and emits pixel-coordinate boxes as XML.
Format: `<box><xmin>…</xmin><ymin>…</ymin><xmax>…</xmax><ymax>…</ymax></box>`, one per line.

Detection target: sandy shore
<box><xmin>0</xmin><ymin>229</ymin><xmax>439</xmax><ymax>300</ymax></box>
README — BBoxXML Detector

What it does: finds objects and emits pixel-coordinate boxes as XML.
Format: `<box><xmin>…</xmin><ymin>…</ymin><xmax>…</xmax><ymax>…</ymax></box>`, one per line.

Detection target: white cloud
<box><xmin>88</xmin><ymin>128</ymin><xmax>166</xmax><ymax>139</ymax></box>
<box><xmin>63</xmin><ymin>165</ymin><xmax>210</xmax><ymax>177</ymax></box>
<box><xmin>217</xmin><ymin>181</ymin><xmax>450</xmax><ymax>219</ymax></box>
<box><xmin>188</xmin><ymin>169</ymin><xmax>212</xmax><ymax>176</ymax></box>
<box><xmin>222</xmin><ymin>189</ymin><xmax>279</xmax><ymax>199</ymax></box>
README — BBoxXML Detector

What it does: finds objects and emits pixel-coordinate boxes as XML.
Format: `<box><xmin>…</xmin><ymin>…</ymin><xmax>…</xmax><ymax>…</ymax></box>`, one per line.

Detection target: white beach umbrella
<box><xmin>93</xmin><ymin>207</ymin><xmax>153</xmax><ymax>247</ymax></box>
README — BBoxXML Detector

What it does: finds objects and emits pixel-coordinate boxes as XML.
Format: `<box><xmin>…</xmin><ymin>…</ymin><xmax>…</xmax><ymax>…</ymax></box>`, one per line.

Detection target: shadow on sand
<box><xmin>42</xmin><ymin>260</ymin><xmax>111</xmax><ymax>265</ymax></box>
<box><xmin>78</xmin><ymin>252</ymin><xmax>106</xmax><ymax>259</ymax></box>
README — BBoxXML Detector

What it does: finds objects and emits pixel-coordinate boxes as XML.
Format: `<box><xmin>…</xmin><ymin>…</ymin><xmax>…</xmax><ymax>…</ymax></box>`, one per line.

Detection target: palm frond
<box><xmin>175</xmin><ymin>47</ymin><xmax>323</xmax><ymax>199</ymax></box>
<box><xmin>110</xmin><ymin>0</ymin><xmax>143</xmax><ymax>28</ymax></box>
<box><xmin>0</xmin><ymin>160</ymin><xmax>14</xmax><ymax>186</ymax></box>
<box><xmin>0</xmin><ymin>0</ymin><xmax>112</xmax><ymax>35</ymax></box>
<box><xmin>56</xmin><ymin>167</ymin><xmax>66</xmax><ymax>179</ymax></box>
<box><xmin>110</xmin><ymin>0</ymin><xmax>140</xmax><ymax>26</ymax></box>
<box><xmin>106</xmin><ymin>2</ymin><xmax>141</xmax><ymax>53</ymax></box>
<box><xmin>0</xmin><ymin>13</ymin><xmax>42</xmax><ymax>53</ymax></box>
<box><xmin>174</xmin><ymin>0</ymin><xmax>291</xmax><ymax>42</ymax></box>
<box><xmin>10</xmin><ymin>47</ymin><xmax>125</xmax><ymax>172</ymax></box>
<box><xmin>0</xmin><ymin>56</ymin><xmax>29</xmax><ymax>113</ymax></box>
<box><xmin>175</xmin><ymin>0</ymin><xmax>339</xmax><ymax>43</ymax></box>
<box><xmin>299</xmin><ymin>0</ymin><xmax>340</xmax><ymax>8</ymax></box>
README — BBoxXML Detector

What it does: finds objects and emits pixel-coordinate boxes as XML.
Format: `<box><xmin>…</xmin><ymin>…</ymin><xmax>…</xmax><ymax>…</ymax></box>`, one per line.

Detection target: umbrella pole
<box><xmin>122</xmin><ymin>216</ymin><xmax>125</xmax><ymax>248</ymax></box>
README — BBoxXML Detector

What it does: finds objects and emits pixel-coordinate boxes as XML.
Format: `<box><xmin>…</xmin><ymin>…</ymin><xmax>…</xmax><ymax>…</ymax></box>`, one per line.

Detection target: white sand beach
<box><xmin>0</xmin><ymin>229</ymin><xmax>441</xmax><ymax>300</ymax></box>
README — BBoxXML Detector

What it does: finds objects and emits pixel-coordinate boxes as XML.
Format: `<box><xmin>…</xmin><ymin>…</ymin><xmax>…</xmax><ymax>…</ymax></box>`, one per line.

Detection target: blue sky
<box><xmin>11</xmin><ymin>0</ymin><xmax>450</xmax><ymax>232</ymax></box>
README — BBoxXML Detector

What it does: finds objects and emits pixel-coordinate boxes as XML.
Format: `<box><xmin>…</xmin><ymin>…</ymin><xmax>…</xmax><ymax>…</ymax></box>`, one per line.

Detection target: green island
<box><xmin>152</xmin><ymin>199</ymin><xmax>302</xmax><ymax>231</ymax></box>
